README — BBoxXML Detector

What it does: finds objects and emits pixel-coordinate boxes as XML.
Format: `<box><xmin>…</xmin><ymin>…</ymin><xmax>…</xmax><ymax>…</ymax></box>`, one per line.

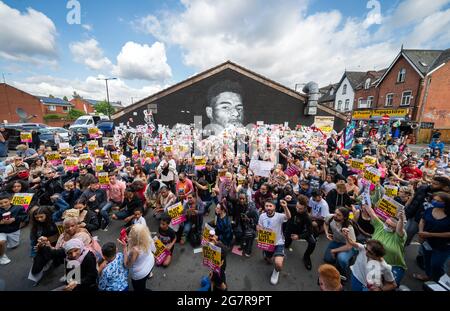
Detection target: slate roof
<box><xmin>428</xmin><ymin>48</ymin><xmax>450</xmax><ymax>73</ymax></box>
<box><xmin>402</xmin><ymin>49</ymin><xmax>443</xmax><ymax>76</ymax></box>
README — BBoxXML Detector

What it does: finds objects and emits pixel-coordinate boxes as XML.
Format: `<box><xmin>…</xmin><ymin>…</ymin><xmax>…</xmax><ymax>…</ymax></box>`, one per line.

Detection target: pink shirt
<box><xmin>107</xmin><ymin>180</ymin><xmax>126</xmax><ymax>203</ymax></box>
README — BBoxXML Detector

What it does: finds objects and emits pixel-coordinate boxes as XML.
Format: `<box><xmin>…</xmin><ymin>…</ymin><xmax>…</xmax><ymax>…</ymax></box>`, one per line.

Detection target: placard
<box><xmin>194</xmin><ymin>156</ymin><xmax>206</xmax><ymax>170</ymax></box>
<box><xmin>64</xmin><ymin>157</ymin><xmax>79</xmax><ymax>172</ymax></box>
<box><xmin>78</xmin><ymin>153</ymin><xmax>92</xmax><ymax>165</ymax></box>
<box><xmin>375</xmin><ymin>195</ymin><xmax>404</xmax><ymax>221</ymax></box>
<box><xmin>59</xmin><ymin>142</ymin><xmax>70</xmax><ymax>153</ymax></box>
<box><xmin>88</xmin><ymin>127</ymin><xmax>99</xmax><ymax>138</ymax></box>
<box><xmin>350</xmin><ymin>158</ymin><xmax>365</xmax><ymax>171</ymax></box>
<box><xmin>202</xmin><ymin>242</ymin><xmax>222</xmax><ymax>274</ymax></box>
<box><xmin>201</xmin><ymin>223</ymin><xmax>214</xmax><ymax>246</ymax></box>
<box><xmin>46</xmin><ymin>152</ymin><xmax>62</xmax><ymax>165</ymax></box>
<box><xmin>152</xmin><ymin>237</ymin><xmax>170</xmax><ymax>265</ymax></box>
<box><xmin>363</xmin><ymin>167</ymin><xmax>381</xmax><ymax>184</ymax></box>
<box><xmin>87</xmin><ymin>140</ymin><xmax>98</xmax><ymax>153</ymax></box>
<box><xmin>111</xmin><ymin>152</ymin><xmax>120</xmax><ymax>165</ymax></box>
<box><xmin>95</xmin><ymin>158</ymin><xmax>103</xmax><ymax>172</ymax></box>
<box><xmin>164</xmin><ymin>145</ymin><xmax>173</xmax><ymax>153</ymax></box>
<box><xmin>249</xmin><ymin>160</ymin><xmax>274</xmax><ymax>178</ymax></box>
<box><xmin>384</xmin><ymin>185</ymin><xmax>398</xmax><ymax>198</ymax></box>
<box><xmin>364</xmin><ymin>156</ymin><xmax>377</xmax><ymax>166</ymax></box>
<box><xmin>257</xmin><ymin>228</ymin><xmax>276</xmax><ymax>252</ymax></box>
<box><xmin>341</xmin><ymin>149</ymin><xmax>350</xmax><ymax>157</ymax></box>
<box><xmin>98</xmin><ymin>172</ymin><xmax>109</xmax><ymax>189</ymax></box>
<box><xmin>94</xmin><ymin>147</ymin><xmax>106</xmax><ymax>158</ymax></box>
<box><xmin>20</xmin><ymin>132</ymin><xmax>32</xmax><ymax>143</ymax></box>
<box><xmin>167</xmin><ymin>202</ymin><xmax>186</xmax><ymax>225</ymax></box>
<box><xmin>11</xmin><ymin>193</ymin><xmax>34</xmax><ymax>211</ymax></box>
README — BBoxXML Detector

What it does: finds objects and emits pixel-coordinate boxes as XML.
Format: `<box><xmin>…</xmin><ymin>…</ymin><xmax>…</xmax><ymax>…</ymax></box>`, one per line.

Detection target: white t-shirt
<box><xmin>308</xmin><ymin>197</ymin><xmax>330</xmax><ymax>219</ymax></box>
<box><xmin>130</xmin><ymin>245</ymin><xmax>156</xmax><ymax>280</ymax></box>
<box><xmin>350</xmin><ymin>243</ymin><xmax>395</xmax><ymax>287</ymax></box>
<box><xmin>258</xmin><ymin>212</ymin><xmax>288</xmax><ymax>246</ymax></box>
<box><xmin>321</xmin><ymin>182</ymin><xmax>336</xmax><ymax>195</ymax></box>
<box><xmin>132</xmin><ymin>216</ymin><xmax>147</xmax><ymax>227</ymax></box>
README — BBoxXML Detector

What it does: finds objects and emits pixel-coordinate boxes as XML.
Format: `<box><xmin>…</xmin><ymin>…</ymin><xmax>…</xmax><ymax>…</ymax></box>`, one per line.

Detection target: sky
<box><xmin>0</xmin><ymin>0</ymin><xmax>449</xmax><ymax>106</ymax></box>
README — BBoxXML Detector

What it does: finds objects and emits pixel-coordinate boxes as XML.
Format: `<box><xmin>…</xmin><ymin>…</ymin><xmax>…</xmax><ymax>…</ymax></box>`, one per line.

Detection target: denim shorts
<box><xmin>263</xmin><ymin>244</ymin><xmax>285</xmax><ymax>258</ymax></box>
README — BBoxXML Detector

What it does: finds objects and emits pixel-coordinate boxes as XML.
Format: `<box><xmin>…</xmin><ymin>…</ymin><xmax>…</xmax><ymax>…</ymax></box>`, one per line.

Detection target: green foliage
<box><xmin>63</xmin><ymin>96</ymin><xmax>69</xmax><ymax>101</ymax></box>
<box><xmin>94</xmin><ymin>100</ymin><xmax>116</xmax><ymax>115</ymax></box>
<box><xmin>43</xmin><ymin>114</ymin><xmax>62</xmax><ymax>120</ymax></box>
<box><xmin>67</xmin><ymin>109</ymin><xmax>85</xmax><ymax>120</ymax></box>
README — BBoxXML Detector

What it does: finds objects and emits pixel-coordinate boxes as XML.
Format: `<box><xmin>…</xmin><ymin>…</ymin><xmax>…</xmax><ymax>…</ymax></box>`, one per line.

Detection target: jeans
<box><xmin>405</xmin><ymin>219</ymin><xmax>419</xmax><ymax>246</ymax></box>
<box><xmin>391</xmin><ymin>266</ymin><xmax>405</xmax><ymax>286</ymax></box>
<box><xmin>324</xmin><ymin>241</ymin><xmax>357</xmax><ymax>274</ymax></box>
<box><xmin>351</xmin><ymin>272</ymin><xmax>368</xmax><ymax>291</ymax></box>
<box><xmin>423</xmin><ymin>246</ymin><xmax>450</xmax><ymax>281</ymax></box>
<box><xmin>100</xmin><ymin>202</ymin><xmax>114</xmax><ymax>227</ymax></box>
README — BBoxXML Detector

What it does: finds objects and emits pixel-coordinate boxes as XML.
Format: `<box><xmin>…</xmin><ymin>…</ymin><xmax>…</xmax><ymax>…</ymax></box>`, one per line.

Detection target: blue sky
<box><xmin>0</xmin><ymin>0</ymin><xmax>449</xmax><ymax>105</ymax></box>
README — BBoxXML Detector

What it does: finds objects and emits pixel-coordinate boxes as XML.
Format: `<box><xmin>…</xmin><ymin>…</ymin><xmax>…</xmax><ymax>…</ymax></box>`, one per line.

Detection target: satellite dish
<box><xmin>16</xmin><ymin>108</ymin><xmax>36</xmax><ymax>122</ymax></box>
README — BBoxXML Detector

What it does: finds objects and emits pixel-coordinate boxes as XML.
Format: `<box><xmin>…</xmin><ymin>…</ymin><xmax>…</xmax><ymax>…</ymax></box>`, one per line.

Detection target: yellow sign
<box><xmin>94</xmin><ymin>147</ymin><xmax>106</xmax><ymax>157</ymax></box>
<box><xmin>46</xmin><ymin>152</ymin><xmax>60</xmax><ymax>162</ymax></box>
<box><xmin>11</xmin><ymin>193</ymin><xmax>34</xmax><ymax>211</ymax></box>
<box><xmin>144</xmin><ymin>150</ymin><xmax>154</xmax><ymax>158</ymax></box>
<box><xmin>98</xmin><ymin>172</ymin><xmax>109</xmax><ymax>188</ymax></box>
<box><xmin>167</xmin><ymin>202</ymin><xmax>185</xmax><ymax>225</ymax></box>
<box><xmin>78</xmin><ymin>153</ymin><xmax>92</xmax><ymax>164</ymax></box>
<box><xmin>194</xmin><ymin>156</ymin><xmax>206</xmax><ymax>167</ymax></box>
<box><xmin>111</xmin><ymin>152</ymin><xmax>120</xmax><ymax>162</ymax></box>
<box><xmin>132</xmin><ymin>149</ymin><xmax>139</xmax><ymax>159</ymax></box>
<box><xmin>364</xmin><ymin>167</ymin><xmax>381</xmax><ymax>184</ymax></box>
<box><xmin>152</xmin><ymin>237</ymin><xmax>170</xmax><ymax>265</ymax></box>
<box><xmin>352</xmin><ymin>108</ymin><xmax>408</xmax><ymax>120</ymax></box>
<box><xmin>376</xmin><ymin>195</ymin><xmax>404</xmax><ymax>221</ymax></box>
<box><xmin>384</xmin><ymin>185</ymin><xmax>398</xmax><ymax>198</ymax></box>
<box><xmin>364</xmin><ymin>156</ymin><xmax>377</xmax><ymax>166</ymax></box>
<box><xmin>341</xmin><ymin>149</ymin><xmax>350</xmax><ymax>156</ymax></box>
<box><xmin>59</xmin><ymin>143</ymin><xmax>70</xmax><ymax>153</ymax></box>
<box><xmin>202</xmin><ymin>242</ymin><xmax>222</xmax><ymax>272</ymax></box>
<box><xmin>20</xmin><ymin>132</ymin><xmax>32</xmax><ymax>143</ymax></box>
<box><xmin>95</xmin><ymin>159</ymin><xmax>103</xmax><ymax>172</ymax></box>
<box><xmin>64</xmin><ymin>157</ymin><xmax>78</xmax><ymax>167</ymax></box>
<box><xmin>350</xmin><ymin>158</ymin><xmax>365</xmax><ymax>171</ymax></box>
<box><xmin>257</xmin><ymin>228</ymin><xmax>276</xmax><ymax>252</ymax></box>
<box><xmin>164</xmin><ymin>146</ymin><xmax>173</xmax><ymax>153</ymax></box>
<box><xmin>87</xmin><ymin>140</ymin><xmax>98</xmax><ymax>151</ymax></box>
<box><xmin>88</xmin><ymin>127</ymin><xmax>99</xmax><ymax>137</ymax></box>
<box><xmin>314</xmin><ymin>116</ymin><xmax>335</xmax><ymax>134</ymax></box>
<box><xmin>201</xmin><ymin>223</ymin><xmax>214</xmax><ymax>246</ymax></box>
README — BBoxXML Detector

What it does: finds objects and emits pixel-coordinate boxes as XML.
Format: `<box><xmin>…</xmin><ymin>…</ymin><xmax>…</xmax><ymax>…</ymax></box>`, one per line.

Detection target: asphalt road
<box><xmin>0</xmin><ymin>207</ymin><xmax>425</xmax><ymax>291</ymax></box>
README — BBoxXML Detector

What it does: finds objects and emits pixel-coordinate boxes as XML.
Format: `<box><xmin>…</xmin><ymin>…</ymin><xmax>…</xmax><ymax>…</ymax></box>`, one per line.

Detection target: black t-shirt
<box><xmin>159</xmin><ymin>227</ymin><xmax>176</xmax><ymax>249</ymax></box>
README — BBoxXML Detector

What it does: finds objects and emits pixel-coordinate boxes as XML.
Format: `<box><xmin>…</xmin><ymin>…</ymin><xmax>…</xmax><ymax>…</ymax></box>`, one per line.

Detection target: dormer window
<box><xmin>364</xmin><ymin>78</ymin><xmax>371</xmax><ymax>89</ymax></box>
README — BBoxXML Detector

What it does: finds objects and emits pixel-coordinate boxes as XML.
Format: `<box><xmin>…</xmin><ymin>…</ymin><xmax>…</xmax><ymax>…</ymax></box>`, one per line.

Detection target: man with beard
<box><xmin>253</xmin><ymin>183</ymin><xmax>272</xmax><ymax>213</ymax></box>
<box><xmin>77</xmin><ymin>167</ymin><xmax>97</xmax><ymax>191</ymax></box>
<box><xmin>257</xmin><ymin>200</ymin><xmax>291</xmax><ymax>285</ymax></box>
<box><xmin>204</xmin><ymin>80</ymin><xmax>244</xmax><ymax>136</ymax></box>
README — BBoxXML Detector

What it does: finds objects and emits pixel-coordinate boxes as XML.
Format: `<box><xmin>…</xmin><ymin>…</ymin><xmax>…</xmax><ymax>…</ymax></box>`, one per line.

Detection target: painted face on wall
<box><xmin>207</xmin><ymin>91</ymin><xmax>244</xmax><ymax>129</ymax></box>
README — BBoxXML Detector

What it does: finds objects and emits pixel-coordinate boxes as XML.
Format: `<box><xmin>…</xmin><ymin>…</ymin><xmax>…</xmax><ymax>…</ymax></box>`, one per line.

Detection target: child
<box><xmin>0</xmin><ymin>192</ymin><xmax>28</xmax><ymax>265</ymax></box>
<box><xmin>98</xmin><ymin>242</ymin><xmax>129</xmax><ymax>291</ymax></box>
<box><xmin>158</xmin><ymin>215</ymin><xmax>176</xmax><ymax>267</ymax></box>
<box><xmin>132</xmin><ymin>208</ymin><xmax>146</xmax><ymax>226</ymax></box>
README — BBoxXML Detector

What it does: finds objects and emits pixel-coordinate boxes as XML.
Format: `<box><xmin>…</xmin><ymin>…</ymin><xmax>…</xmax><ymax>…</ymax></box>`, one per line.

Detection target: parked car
<box><xmin>46</xmin><ymin>127</ymin><xmax>70</xmax><ymax>140</ymax></box>
<box><xmin>39</xmin><ymin>128</ymin><xmax>70</xmax><ymax>150</ymax></box>
<box><xmin>69</xmin><ymin>115</ymin><xmax>109</xmax><ymax>130</ymax></box>
<box><xmin>0</xmin><ymin>123</ymin><xmax>66</xmax><ymax>150</ymax></box>
<box><xmin>96</xmin><ymin>120</ymin><xmax>115</xmax><ymax>137</ymax></box>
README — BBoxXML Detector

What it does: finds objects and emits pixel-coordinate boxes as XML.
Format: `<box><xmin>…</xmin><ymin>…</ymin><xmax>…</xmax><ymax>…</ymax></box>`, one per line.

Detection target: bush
<box><xmin>43</xmin><ymin>114</ymin><xmax>63</xmax><ymax>120</ymax></box>
<box><xmin>67</xmin><ymin>109</ymin><xmax>85</xmax><ymax>120</ymax></box>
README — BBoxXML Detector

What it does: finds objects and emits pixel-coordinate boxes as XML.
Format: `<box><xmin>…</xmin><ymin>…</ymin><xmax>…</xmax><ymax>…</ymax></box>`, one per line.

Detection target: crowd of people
<box><xmin>0</xmin><ymin>122</ymin><xmax>449</xmax><ymax>292</ymax></box>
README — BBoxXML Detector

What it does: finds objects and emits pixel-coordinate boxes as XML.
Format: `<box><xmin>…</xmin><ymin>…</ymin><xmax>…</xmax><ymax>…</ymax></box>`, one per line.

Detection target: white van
<box><xmin>69</xmin><ymin>115</ymin><xmax>109</xmax><ymax>130</ymax></box>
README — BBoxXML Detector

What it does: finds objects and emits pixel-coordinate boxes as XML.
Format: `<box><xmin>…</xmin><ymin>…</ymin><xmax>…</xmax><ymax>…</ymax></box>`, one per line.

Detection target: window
<box><xmin>337</xmin><ymin>100</ymin><xmax>342</xmax><ymax>110</ymax></box>
<box><xmin>364</xmin><ymin>78</ymin><xmax>371</xmax><ymax>89</ymax></box>
<box><xmin>330</xmin><ymin>88</ymin><xmax>334</xmax><ymax>95</ymax></box>
<box><xmin>401</xmin><ymin>91</ymin><xmax>412</xmax><ymax>106</ymax></box>
<box><xmin>345</xmin><ymin>99</ymin><xmax>350</xmax><ymax>110</ymax></box>
<box><xmin>385</xmin><ymin>93</ymin><xmax>394</xmax><ymax>107</ymax></box>
<box><xmin>48</xmin><ymin>105</ymin><xmax>56</xmax><ymax>111</ymax></box>
<box><xmin>397</xmin><ymin>68</ymin><xmax>406</xmax><ymax>83</ymax></box>
<box><xmin>62</xmin><ymin>106</ymin><xmax>71</xmax><ymax>112</ymax></box>
<box><xmin>358</xmin><ymin>98</ymin><xmax>363</xmax><ymax>108</ymax></box>
<box><xmin>342</xmin><ymin>84</ymin><xmax>347</xmax><ymax>95</ymax></box>
<box><xmin>367</xmin><ymin>96</ymin><xmax>374</xmax><ymax>108</ymax></box>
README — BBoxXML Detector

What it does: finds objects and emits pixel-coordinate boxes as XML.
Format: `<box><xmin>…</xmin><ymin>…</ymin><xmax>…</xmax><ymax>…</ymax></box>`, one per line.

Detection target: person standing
<box><xmin>257</xmin><ymin>200</ymin><xmax>291</xmax><ymax>285</ymax></box>
<box><xmin>0</xmin><ymin>127</ymin><xmax>8</xmax><ymax>158</ymax></box>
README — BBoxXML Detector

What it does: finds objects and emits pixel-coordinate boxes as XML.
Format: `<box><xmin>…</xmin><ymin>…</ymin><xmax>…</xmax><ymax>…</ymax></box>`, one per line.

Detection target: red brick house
<box><xmin>0</xmin><ymin>83</ymin><xmax>44</xmax><ymax>123</ymax></box>
<box><xmin>70</xmin><ymin>97</ymin><xmax>96</xmax><ymax>114</ymax></box>
<box><xmin>37</xmin><ymin>96</ymin><xmax>73</xmax><ymax>115</ymax></box>
<box><xmin>353</xmin><ymin>69</ymin><xmax>385</xmax><ymax>110</ymax></box>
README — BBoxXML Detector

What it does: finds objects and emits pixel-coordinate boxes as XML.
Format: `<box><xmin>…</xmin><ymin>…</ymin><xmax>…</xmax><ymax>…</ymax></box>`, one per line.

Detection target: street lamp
<box><xmin>97</xmin><ymin>77</ymin><xmax>117</xmax><ymax>118</ymax></box>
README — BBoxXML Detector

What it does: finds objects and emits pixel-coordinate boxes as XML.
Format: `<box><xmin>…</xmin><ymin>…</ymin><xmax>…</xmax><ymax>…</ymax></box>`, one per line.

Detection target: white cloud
<box><xmin>69</xmin><ymin>38</ymin><xmax>113</xmax><ymax>71</ymax></box>
<box><xmin>12</xmin><ymin>75</ymin><xmax>162</xmax><ymax>107</ymax></box>
<box><xmin>0</xmin><ymin>1</ymin><xmax>57</xmax><ymax>62</ymax></box>
<box><xmin>114</xmin><ymin>41</ymin><xmax>172</xmax><ymax>81</ymax></box>
<box><xmin>134</xmin><ymin>0</ymin><xmax>450</xmax><ymax>87</ymax></box>
<box><xmin>82</xmin><ymin>24</ymin><xmax>93</xmax><ymax>31</ymax></box>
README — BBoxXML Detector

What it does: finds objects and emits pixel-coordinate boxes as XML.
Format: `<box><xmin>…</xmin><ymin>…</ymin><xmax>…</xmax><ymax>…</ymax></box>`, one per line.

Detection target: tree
<box><xmin>94</xmin><ymin>100</ymin><xmax>116</xmax><ymax>116</ymax></box>
<box><xmin>72</xmin><ymin>91</ymin><xmax>81</xmax><ymax>99</ymax></box>
<box><xmin>49</xmin><ymin>94</ymin><xmax>55</xmax><ymax>98</ymax></box>
<box><xmin>67</xmin><ymin>109</ymin><xmax>85</xmax><ymax>120</ymax></box>
<box><xmin>63</xmin><ymin>96</ymin><xmax>69</xmax><ymax>101</ymax></box>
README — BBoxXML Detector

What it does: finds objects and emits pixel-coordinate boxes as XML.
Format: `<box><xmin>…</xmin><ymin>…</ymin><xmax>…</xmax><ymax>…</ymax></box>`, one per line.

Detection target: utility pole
<box><xmin>97</xmin><ymin>77</ymin><xmax>116</xmax><ymax>118</ymax></box>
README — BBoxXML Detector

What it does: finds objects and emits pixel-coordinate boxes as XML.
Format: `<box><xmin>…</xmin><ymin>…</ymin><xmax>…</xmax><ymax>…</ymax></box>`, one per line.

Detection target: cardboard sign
<box><xmin>201</xmin><ymin>223</ymin><xmax>214</xmax><ymax>246</ymax></box>
<box><xmin>363</xmin><ymin>167</ymin><xmax>381</xmax><ymax>184</ymax></box>
<box><xmin>46</xmin><ymin>152</ymin><xmax>62</xmax><ymax>165</ymax></box>
<box><xmin>194</xmin><ymin>156</ymin><xmax>206</xmax><ymax>170</ymax></box>
<box><xmin>98</xmin><ymin>172</ymin><xmax>109</xmax><ymax>189</ymax></box>
<box><xmin>64</xmin><ymin>157</ymin><xmax>79</xmax><ymax>172</ymax></box>
<box><xmin>257</xmin><ymin>228</ymin><xmax>276</xmax><ymax>252</ymax></box>
<box><xmin>59</xmin><ymin>142</ymin><xmax>70</xmax><ymax>153</ymax></box>
<box><xmin>350</xmin><ymin>158</ymin><xmax>365</xmax><ymax>171</ymax></box>
<box><xmin>364</xmin><ymin>156</ymin><xmax>377</xmax><ymax>166</ymax></box>
<box><xmin>376</xmin><ymin>195</ymin><xmax>404</xmax><ymax>221</ymax></box>
<box><xmin>78</xmin><ymin>153</ymin><xmax>92</xmax><ymax>165</ymax></box>
<box><xmin>152</xmin><ymin>237</ymin><xmax>170</xmax><ymax>265</ymax></box>
<box><xmin>384</xmin><ymin>185</ymin><xmax>398</xmax><ymax>198</ymax></box>
<box><xmin>202</xmin><ymin>242</ymin><xmax>222</xmax><ymax>274</ymax></box>
<box><xmin>94</xmin><ymin>147</ymin><xmax>106</xmax><ymax>158</ymax></box>
<box><xmin>249</xmin><ymin>160</ymin><xmax>274</xmax><ymax>178</ymax></box>
<box><xmin>88</xmin><ymin>127</ymin><xmax>99</xmax><ymax>138</ymax></box>
<box><xmin>87</xmin><ymin>140</ymin><xmax>98</xmax><ymax>152</ymax></box>
<box><xmin>11</xmin><ymin>193</ymin><xmax>34</xmax><ymax>211</ymax></box>
<box><xmin>167</xmin><ymin>202</ymin><xmax>186</xmax><ymax>225</ymax></box>
<box><xmin>20</xmin><ymin>132</ymin><xmax>32</xmax><ymax>143</ymax></box>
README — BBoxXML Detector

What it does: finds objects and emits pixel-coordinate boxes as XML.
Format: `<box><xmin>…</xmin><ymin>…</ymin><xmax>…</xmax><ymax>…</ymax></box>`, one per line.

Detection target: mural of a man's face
<box><xmin>206</xmin><ymin>91</ymin><xmax>244</xmax><ymax>129</ymax></box>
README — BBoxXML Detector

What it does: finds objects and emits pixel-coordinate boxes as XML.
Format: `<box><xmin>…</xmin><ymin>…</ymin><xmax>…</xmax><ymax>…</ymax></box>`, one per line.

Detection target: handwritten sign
<box><xmin>64</xmin><ymin>157</ymin><xmax>79</xmax><ymax>172</ymax></box>
<box><xmin>363</xmin><ymin>167</ymin><xmax>381</xmax><ymax>184</ymax></box>
<box><xmin>46</xmin><ymin>152</ymin><xmax>61</xmax><ymax>165</ymax></box>
<box><xmin>384</xmin><ymin>185</ymin><xmax>398</xmax><ymax>198</ymax></box>
<box><xmin>350</xmin><ymin>158</ymin><xmax>365</xmax><ymax>171</ymax></box>
<box><xmin>257</xmin><ymin>228</ymin><xmax>276</xmax><ymax>252</ymax></box>
<box><xmin>167</xmin><ymin>202</ymin><xmax>186</xmax><ymax>225</ymax></box>
<box><xmin>202</xmin><ymin>242</ymin><xmax>222</xmax><ymax>274</ymax></box>
<box><xmin>11</xmin><ymin>193</ymin><xmax>34</xmax><ymax>211</ymax></box>
<box><xmin>201</xmin><ymin>223</ymin><xmax>214</xmax><ymax>246</ymax></box>
<box><xmin>94</xmin><ymin>147</ymin><xmax>106</xmax><ymax>158</ymax></box>
<box><xmin>98</xmin><ymin>172</ymin><xmax>109</xmax><ymax>189</ymax></box>
<box><xmin>88</xmin><ymin>127</ymin><xmax>99</xmax><ymax>138</ymax></box>
<box><xmin>59</xmin><ymin>142</ymin><xmax>70</xmax><ymax>153</ymax></box>
<box><xmin>376</xmin><ymin>195</ymin><xmax>404</xmax><ymax>221</ymax></box>
<box><xmin>20</xmin><ymin>132</ymin><xmax>32</xmax><ymax>143</ymax></box>
<box><xmin>364</xmin><ymin>156</ymin><xmax>377</xmax><ymax>166</ymax></box>
<box><xmin>152</xmin><ymin>237</ymin><xmax>171</xmax><ymax>265</ymax></box>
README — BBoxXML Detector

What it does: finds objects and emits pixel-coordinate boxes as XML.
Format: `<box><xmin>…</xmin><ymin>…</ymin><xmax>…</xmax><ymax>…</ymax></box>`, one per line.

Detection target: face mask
<box><xmin>431</xmin><ymin>200</ymin><xmax>446</xmax><ymax>209</ymax></box>
<box><xmin>383</xmin><ymin>223</ymin><xmax>394</xmax><ymax>233</ymax></box>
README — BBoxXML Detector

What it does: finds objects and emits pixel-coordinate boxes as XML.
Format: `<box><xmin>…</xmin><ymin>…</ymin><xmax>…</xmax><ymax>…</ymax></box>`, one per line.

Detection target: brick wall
<box><xmin>0</xmin><ymin>83</ymin><xmax>44</xmax><ymax>123</ymax></box>
<box><xmin>419</xmin><ymin>62</ymin><xmax>450</xmax><ymax>129</ymax></box>
<box><xmin>42</xmin><ymin>105</ymin><xmax>71</xmax><ymax>115</ymax></box>
<box><xmin>354</xmin><ymin>86</ymin><xmax>379</xmax><ymax>109</ymax></box>
<box><xmin>70</xmin><ymin>98</ymin><xmax>95</xmax><ymax>114</ymax></box>
<box><xmin>377</xmin><ymin>56</ymin><xmax>422</xmax><ymax>120</ymax></box>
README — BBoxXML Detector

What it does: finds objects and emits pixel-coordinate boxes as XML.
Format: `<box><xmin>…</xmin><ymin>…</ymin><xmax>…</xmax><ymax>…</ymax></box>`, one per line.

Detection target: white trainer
<box><xmin>0</xmin><ymin>255</ymin><xmax>11</xmax><ymax>265</ymax></box>
<box><xmin>270</xmin><ymin>269</ymin><xmax>279</xmax><ymax>285</ymax></box>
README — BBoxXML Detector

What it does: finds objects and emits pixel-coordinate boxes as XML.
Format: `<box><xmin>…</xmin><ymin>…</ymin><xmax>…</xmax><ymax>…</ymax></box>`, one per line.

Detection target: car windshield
<box><xmin>74</xmin><ymin>118</ymin><xmax>88</xmax><ymax>125</ymax></box>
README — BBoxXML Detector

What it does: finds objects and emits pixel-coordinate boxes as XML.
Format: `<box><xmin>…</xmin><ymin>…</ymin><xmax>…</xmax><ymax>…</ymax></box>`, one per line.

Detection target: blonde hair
<box><xmin>128</xmin><ymin>224</ymin><xmax>153</xmax><ymax>253</ymax></box>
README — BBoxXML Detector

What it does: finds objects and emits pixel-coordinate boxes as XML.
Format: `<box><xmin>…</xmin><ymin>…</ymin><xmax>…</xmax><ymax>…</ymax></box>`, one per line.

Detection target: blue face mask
<box><xmin>431</xmin><ymin>200</ymin><xmax>446</xmax><ymax>209</ymax></box>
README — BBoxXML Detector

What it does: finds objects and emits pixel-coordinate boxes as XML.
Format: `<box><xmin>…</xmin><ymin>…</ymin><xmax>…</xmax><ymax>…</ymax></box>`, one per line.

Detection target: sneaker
<box><xmin>270</xmin><ymin>269</ymin><xmax>279</xmax><ymax>285</ymax></box>
<box><xmin>101</xmin><ymin>224</ymin><xmax>109</xmax><ymax>232</ymax></box>
<box><xmin>244</xmin><ymin>253</ymin><xmax>251</xmax><ymax>258</ymax></box>
<box><xmin>0</xmin><ymin>255</ymin><xmax>11</xmax><ymax>265</ymax></box>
